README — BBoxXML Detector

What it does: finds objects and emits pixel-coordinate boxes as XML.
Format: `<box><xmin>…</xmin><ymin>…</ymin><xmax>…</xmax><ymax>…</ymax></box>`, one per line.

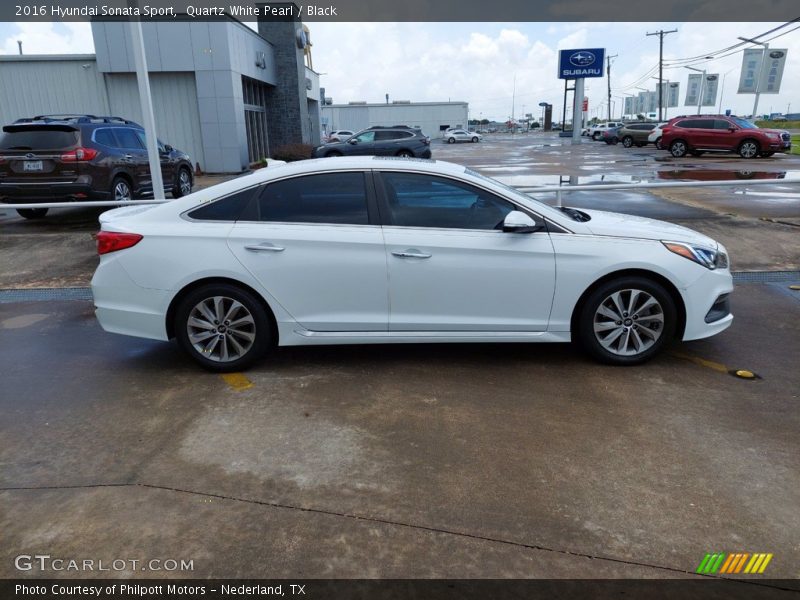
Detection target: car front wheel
<box><xmin>669</xmin><ymin>140</ymin><xmax>688</xmax><ymax>157</ymax></box>
<box><xmin>578</xmin><ymin>277</ymin><xmax>677</xmax><ymax>365</ymax></box>
<box><xmin>738</xmin><ymin>140</ymin><xmax>760</xmax><ymax>159</ymax></box>
<box><xmin>448</xmin><ymin>137</ymin><xmax>456</xmax><ymax>144</ymax></box>
<box><xmin>174</xmin><ymin>283</ymin><xmax>272</xmax><ymax>372</ymax></box>
<box><xmin>471</xmin><ymin>136</ymin><xmax>479</xmax><ymax>143</ymax></box>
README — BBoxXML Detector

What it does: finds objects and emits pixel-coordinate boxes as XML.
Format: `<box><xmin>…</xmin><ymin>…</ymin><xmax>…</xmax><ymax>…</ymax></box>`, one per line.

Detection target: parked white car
<box><xmin>587</xmin><ymin>122</ymin><xmax>624</xmax><ymax>140</ymax></box>
<box><xmin>647</xmin><ymin>123</ymin><xmax>668</xmax><ymax>149</ymax></box>
<box><xmin>324</xmin><ymin>130</ymin><xmax>354</xmax><ymax>143</ymax></box>
<box><xmin>92</xmin><ymin>157</ymin><xmax>732</xmax><ymax>371</ymax></box>
<box><xmin>445</xmin><ymin>129</ymin><xmax>482</xmax><ymax>143</ymax></box>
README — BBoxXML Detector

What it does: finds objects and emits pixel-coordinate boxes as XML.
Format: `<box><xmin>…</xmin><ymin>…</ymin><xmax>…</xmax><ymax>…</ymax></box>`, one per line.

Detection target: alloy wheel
<box><xmin>739</xmin><ymin>141</ymin><xmax>758</xmax><ymax>158</ymax></box>
<box><xmin>114</xmin><ymin>180</ymin><xmax>132</xmax><ymax>201</ymax></box>
<box><xmin>179</xmin><ymin>170</ymin><xmax>192</xmax><ymax>195</ymax></box>
<box><xmin>187</xmin><ymin>296</ymin><xmax>256</xmax><ymax>363</ymax></box>
<box><xmin>593</xmin><ymin>289</ymin><xmax>664</xmax><ymax>356</ymax></box>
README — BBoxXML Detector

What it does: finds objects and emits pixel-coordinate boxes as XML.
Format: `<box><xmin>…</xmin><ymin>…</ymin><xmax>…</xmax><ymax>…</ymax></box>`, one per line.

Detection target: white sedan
<box><xmin>92</xmin><ymin>157</ymin><xmax>733</xmax><ymax>371</ymax></box>
<box><xmin>445</xmin><ymin>129</ymin><xmax>482</xmax><ymax>143</ymax></box>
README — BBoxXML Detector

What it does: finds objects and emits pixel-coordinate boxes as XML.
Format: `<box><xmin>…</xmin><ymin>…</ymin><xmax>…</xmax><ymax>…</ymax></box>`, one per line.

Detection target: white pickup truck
<box><xmin>586</xmin><ymin>122</ymin><xmax>624</xmax><ymax>140</ymax></box>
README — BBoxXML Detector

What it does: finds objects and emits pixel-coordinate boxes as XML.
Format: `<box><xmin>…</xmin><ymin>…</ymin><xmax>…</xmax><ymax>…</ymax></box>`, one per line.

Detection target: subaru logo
<box><xmin>706</xmin><ymin>75</ymin><xmax>718</xmax><ymax>81</ymax></box>
<box><xmin>569</xmin><ymin>51</ymin><xmax>595</xmax><ymax>67</ymax></box>
<box><xmin>769</xmin><ymin>50</ymin><xmax>785</xmax><ymax>59</ymax></box>
<box><xmin>25</xmin><ymin>153</ymin><xmax>35</xmax><ymax>159</ymax></box>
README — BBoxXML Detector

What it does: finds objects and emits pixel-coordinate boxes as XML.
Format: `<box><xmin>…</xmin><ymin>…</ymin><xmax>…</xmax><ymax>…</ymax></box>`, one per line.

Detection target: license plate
<box><xmin>23</xmin><ymin>160</ymin><xmax>43</xmax><ymax>172</ymax></box>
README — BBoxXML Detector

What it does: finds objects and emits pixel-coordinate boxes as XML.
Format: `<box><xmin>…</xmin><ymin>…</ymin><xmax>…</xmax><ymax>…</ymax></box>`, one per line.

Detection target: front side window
<box><xmin>380</xmin><ymin>172</ymin><xmax>515</xmax><ymax>230</ymax></box>
<box><xmin>255</xmin><ymin>172</ymin><xmax>369</xmax><ymax>225</ymax></box>
<box><xmin>353</xmin><ymin>131</ymin><xmax>376</xmax><ymax>143</ymax></box>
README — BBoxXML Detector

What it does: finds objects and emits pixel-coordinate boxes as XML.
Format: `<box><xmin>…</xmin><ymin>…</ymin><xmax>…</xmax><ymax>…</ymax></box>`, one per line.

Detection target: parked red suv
<box><xmin>660</xmin><ymin>115</ymin><xmax>791</xmax><ymax>159</ymax></box>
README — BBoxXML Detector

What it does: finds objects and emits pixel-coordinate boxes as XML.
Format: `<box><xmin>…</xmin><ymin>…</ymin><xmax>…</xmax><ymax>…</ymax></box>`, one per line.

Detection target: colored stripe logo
<box><xmin>696</xmin><ymin>552</ymin><xmax>773</xmax><ymax>574</ymax></box>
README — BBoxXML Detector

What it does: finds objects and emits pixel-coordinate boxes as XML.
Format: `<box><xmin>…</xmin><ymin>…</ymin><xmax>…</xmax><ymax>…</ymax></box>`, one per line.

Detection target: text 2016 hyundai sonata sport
<box><xmin>91</xmin><ymin>157</ymin><xmax>733</xmax><ymax>371</ymax></box>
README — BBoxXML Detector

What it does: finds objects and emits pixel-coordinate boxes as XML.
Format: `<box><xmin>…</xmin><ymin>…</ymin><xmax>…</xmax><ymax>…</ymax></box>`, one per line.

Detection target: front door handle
<box><xmin>392</xmin><ymin>250</ymin><xmax>431</xmax><ymax>259</ymax></box>
<box><xmin>245</xmin><ymin>243</ymin><xmax>285</xmax><ymax>253</ymax></box>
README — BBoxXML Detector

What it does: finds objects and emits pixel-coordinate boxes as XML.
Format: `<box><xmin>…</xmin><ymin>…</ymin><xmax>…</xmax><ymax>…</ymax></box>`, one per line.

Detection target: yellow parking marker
<box><xmin>789</xmin><ymin>285</ymin><xmax>800</xmax><ymax>291</ymax></box>
<box><xmin>670</xmin><ymin>351</ymin><xmax>729</xmax><ymax>373</ymax></box>
<box><xmin>734</xmin><ymin>370</ymin><xmax>756</xmax><ymax>379</ymax></box>
<box><xmin>221</xmin><ymin>372</ymin><xmax>254</xmax><ymax>391</ymax></box>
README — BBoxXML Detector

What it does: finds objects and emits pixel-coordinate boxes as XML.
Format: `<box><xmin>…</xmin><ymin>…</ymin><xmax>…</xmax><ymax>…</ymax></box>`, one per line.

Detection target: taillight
<box><xmin>97</xmin><ymin>231</ymin><xmax>143</xmax><ymax>255</ymax></box>
<box><xmin>61</xmin><ymin>147</ymin><xmax>99</xmax><ymax>162</ymax></box>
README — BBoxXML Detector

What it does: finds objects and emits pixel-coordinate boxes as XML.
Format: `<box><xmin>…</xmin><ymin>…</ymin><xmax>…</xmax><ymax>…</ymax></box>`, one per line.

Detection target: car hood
<box><xmin>580</xmin><ymin>209</ymin><xmax>717</xmax><ymax>248</ymax></box>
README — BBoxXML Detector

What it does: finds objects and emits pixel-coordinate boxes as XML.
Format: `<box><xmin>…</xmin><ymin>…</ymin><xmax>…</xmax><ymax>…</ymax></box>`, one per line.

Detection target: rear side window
<box><xmin>0</xmin><ymin>129</ymin><xmax>78</xmax><ymax>150</ymax></box>
<box><xmin>187</xmin><ymin>186</ymin><xmax>259</xmax><ymax>221</ymax></box>
<box><xmin>255</xmin><ymin>172</ymin><xmax>369</xmax><ymax>225</ymax></box>
<box><xmin>375</xmin><ymin>130</ymin><xmax>412</xmax><ymax>141</ymax></box>
<box><xmin>94</xmin><ymin>128</ymin><xmax>117</xmax><ymax>147</ymax></box>
<box><xmin>114</xmin><ymin>128</ymin><xmax>144</xmax><ymax>149</ymax></box>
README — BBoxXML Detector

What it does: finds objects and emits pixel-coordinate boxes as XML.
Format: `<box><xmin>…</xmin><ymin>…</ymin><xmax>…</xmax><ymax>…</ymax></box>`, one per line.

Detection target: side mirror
<box><xmin>348</xmin><ymin>138</ymin><xmax>358</xmax><ymax>144</ymax></box>
<box><xmin>502</xmin><ymin>210</ymin><xmax>541</xmax><ymax>233</ymax></box>
<box><xmin>164</xmin><ymin>144</ymin><xmax>174</xmax><ymax>152</ymax></box>
<box><xmin>728</xmin><ymin>127</ymin><xmax>737</xmax><ymax>132</ymax></box>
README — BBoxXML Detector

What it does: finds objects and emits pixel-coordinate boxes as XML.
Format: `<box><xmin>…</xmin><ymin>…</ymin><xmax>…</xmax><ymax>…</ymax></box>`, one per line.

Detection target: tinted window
<box><xmin>0</xmin><ymin>129</ymin><xmax>78</xmax><ymax>150</ymax></box>
<box><xmin>187</xmin><ymin>186</ymin><xmax>258</xmax><ymax>221</ymax></box>
<box><xmin>681</xmin><ymin>119</ymin><xmax>714</xmax><ymax>129</ymax></box>
<box><xmin>375</xmin><ymin>130</ymin><xmax>413</xmax><ymax>141</ymax></box>
<box><xmin>380</xmin><ymin>172</ymin><xmax>515</xmax><ymax>230</ymax></box>
<box><xmin>114</xmin><ymin>128</ymin><xmax>144</xmax><ymax>149</ymax></box>
<box><xmin>256</xmin><ymin>172</ymin><xmax>369</xmax><ymax>225</ymax></box>
<box><xmin>714</xmin><ymin>119</ymin><xmax>733</xmax><ymax>130</ymax></box>
<box><xmin>94</xmin><ymin>128</ymin><xmax>117</xmax><ymax>147</ymax></box>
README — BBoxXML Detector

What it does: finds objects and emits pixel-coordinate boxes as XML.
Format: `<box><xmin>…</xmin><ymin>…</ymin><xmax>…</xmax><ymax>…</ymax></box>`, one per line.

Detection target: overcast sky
<box><xmin>1</xmin><ymin>21</ymin><xmax>797</xmax><ymax>122</ymax></box>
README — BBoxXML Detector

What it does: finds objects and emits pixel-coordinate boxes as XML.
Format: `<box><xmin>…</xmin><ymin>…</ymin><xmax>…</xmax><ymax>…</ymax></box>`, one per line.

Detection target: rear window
<box><xmin>0</xmin><ymin>129</ymin><xmax>78</xmax><ymax>150</ymax></box>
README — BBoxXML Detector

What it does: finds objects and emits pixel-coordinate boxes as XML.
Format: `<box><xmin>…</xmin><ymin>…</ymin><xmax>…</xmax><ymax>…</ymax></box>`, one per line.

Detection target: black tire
<box><xmin>655</xmin><ymin>136</ymin><xmax>663</xmax><ymax>149</ymax></box>
<box><xmin>16</xmin><ymin>208</ymin><xmax>49</xmax><ymax>219</ymax></box>
<box><xmin>471</xmin><ymin>136</ymin><xmax>479</xmax><ymax>143</ymax></box>
<box><xmin>669</xmin><ymin>140</ymin><xmax>688</xmax><ymax>157</ymax></box>
<box><xmin>396</xmin><ymin>150</ymin><xmax>413</xmax><ymax>157</ymax></box>
<box><xmin>738</xmin><ymin>139</ymin><xmax>760</xmax><ymax>159</ymax></box>
<box><xmin>577</xmin><ymin>276</ymin><xmax>677</xmax><ymax>366</ymax></box>
<box><xmin>171</xmin><ymin>167</ymin><xmax>193</xmax><ymax>198</ymax></box>
<box><xmin>174</xmin><ymin>283</ymin><xmax>272</xmax><ymax>372</ymax></box>
<box><xmin>111</xmin><ymin>175</ymin><xmax>133</xmax><ymax>202</ymax></box>
<box><xmin>448</xmin><ymin>137</ymin><xmax>456</xmax><ymax>144</ymax></box>
<box><xmin>622</xmin><ymin>136</ymin><xmax>634</xmax><ymax>148</ymax></box>
<box><xmin>592</xmin><ymin>132</ymin><xmax>601</xmax><ymax>141</ymax></box>
<box><xmin>325</xmin><ymin>150</ymin><xmax>343</xmax><ymax>157</ymax></box>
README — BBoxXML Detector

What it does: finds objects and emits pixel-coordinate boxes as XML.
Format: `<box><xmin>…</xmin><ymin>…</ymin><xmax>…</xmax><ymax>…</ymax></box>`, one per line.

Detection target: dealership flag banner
<box><xmin>701</xmin><ymin>74</ymin><xmax>719</xmax><ymax>106</ymax></box>
<box><xmin>738</xmin><ymin>48</ymin><xmax>788</xmax><ymax>94</ymax></box>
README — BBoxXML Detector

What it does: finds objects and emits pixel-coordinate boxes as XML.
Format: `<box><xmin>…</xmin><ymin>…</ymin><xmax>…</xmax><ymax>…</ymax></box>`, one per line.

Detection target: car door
<box><xmin>112</xmin><ymin>127</ymin><xmax>150</xmax><ymax>193</ymax></box>
<box><xmin>345</xmin><ymin>130</ymin><xmax>377</xmax><ymax>155</ymax></box>
<box><xmin>136</xmin><ymin>130</ymin><xmax>174</xmax><ymax>191</ymax></box>
<box><xmin>376</xmin><ymin>170</ymin><xmax>556</xmax><ymax>331</ymax></box>
<box><xmin>227</xmin><ymin>171</ymin><xmax>389</xmax><ymax>331</ymax></box>
<box><xmin>710</xmin><ymin>119</ymin><xmax>738</xmax><ymax>150</ymax></box>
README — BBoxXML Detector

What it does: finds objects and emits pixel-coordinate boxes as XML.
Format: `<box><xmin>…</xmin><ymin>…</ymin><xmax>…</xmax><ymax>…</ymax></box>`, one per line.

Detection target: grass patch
<box><xmin>790</xmin><ymin>135</ymin><xmax>799</xmax><ymax>155</ymax></box>
<box><xmin>755</xmin><ymin>120</ymin><xmax>800</xmax><ymax>129</ymax></box>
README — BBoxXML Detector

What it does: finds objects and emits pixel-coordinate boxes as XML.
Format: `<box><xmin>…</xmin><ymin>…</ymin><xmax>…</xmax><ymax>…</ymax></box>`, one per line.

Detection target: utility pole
<box><xmin>647</xmin><ymin>29</ymin><xmax>677</xmax><ymax>122</ymax></box>
<box><xmin>606</xmin><ymin>54</ymin><xmax>617</xmax><ymax>122</ymax></box>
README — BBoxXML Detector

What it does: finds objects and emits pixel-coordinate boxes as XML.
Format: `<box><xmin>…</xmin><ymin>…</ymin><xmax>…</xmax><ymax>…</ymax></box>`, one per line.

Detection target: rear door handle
<box><xmin>245</xmin><ymin>243</ymin><xmax>285</xmax><ymax>253</ymax></box>
<box><xmin>392</xmin><ymin>250</ymin><xmax>431</xmax><ymax>259</ymax></box>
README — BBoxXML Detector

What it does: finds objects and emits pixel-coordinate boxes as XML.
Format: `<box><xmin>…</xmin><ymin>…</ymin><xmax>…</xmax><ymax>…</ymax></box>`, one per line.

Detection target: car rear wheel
<box><xmin>448</xmin><ymin>137</ymin><xmax>456</xmax><ymax>144</ymax></box>
<box><xmin>655</xmin><ymin>136</ymin><xmax>663</xmax><ymax>149</ymax></box>
<box><xmin>172</xmin><ymin>167</ymin><xmax>192</xmax><ymax>198</ymax></box>
<box><xmin>669</xmin><ymin>140</ymin><xmax>688</xmax><ymax>157</ymax></box>
<box><xmin>738</xmin><ymin>140</ymin><xmax>760</xmax><ymax>159</ymax></box>
<box><xmin>578</xmin><ymin>277</ymin><xmax>677</xmax><ymax>365</ymax></box>
<box><xmin>174</xmin><ymin>283</ymin><xmax>272</xmax><ymax>372</ymax></box>
<box><xmin>16</xmin><ymin>208</ymin><xmax>49</xmax><ymax>219</ymax></box>
<box><xmin>396</xmin><ymin>150</ymin><xmax>413</xmax><ymax>157</ymax></box>
<box><xmin>112</xmin><ymin>176</ymin><xmax>133</xmax><ymax>202</ymax></box>
<box><xmin>622</xmin><ymin>136</ymin><xmax>634</xmax><ymax>148</ymax></box>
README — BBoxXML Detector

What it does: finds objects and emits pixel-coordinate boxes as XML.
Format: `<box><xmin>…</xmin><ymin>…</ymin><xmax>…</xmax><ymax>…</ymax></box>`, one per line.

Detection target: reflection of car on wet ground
<box><xmin>657</xmin><ymin>169</ymin><xmax>786</xmax><ymax>181</ymax></box>
<box><xmin>660</xmin><ymin>115</ymin><xmax>792</xmax><ymax>159</ymax></box>
<box><xmin>92</xmin><ymin>156</ymin><xmax>733</xmax><ymax>372</ymax></box>
<box><xmin>0</xmin><ymin>114</ymin><xmax>193</xmax><ymax>220</ymax></box>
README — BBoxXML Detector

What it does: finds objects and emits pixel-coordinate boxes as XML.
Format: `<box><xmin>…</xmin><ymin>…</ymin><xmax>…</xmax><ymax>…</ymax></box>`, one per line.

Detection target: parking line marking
<box><xmin>221</xmin><ymin>372</ymin><xmax>253</xmax><ymax>391</ymax></box>
<box><xmin>670</xmin><ymin>351</ymin><xmax>729</xmax><ymax>373</ymax></box>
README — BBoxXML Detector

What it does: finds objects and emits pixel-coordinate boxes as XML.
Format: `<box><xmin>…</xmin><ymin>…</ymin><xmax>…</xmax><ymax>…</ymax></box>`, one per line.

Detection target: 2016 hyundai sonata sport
<box><xmin>91</xmin><ymin>157</ymin><xmax>733</xmax><ymax>371</ymax></box>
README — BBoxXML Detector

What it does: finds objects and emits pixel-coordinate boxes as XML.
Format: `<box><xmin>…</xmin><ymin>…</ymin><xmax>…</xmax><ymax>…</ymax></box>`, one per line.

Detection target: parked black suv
<box><xmin>0</xmin><ymin>114</ymin><xmax>193</xmax><ymax>219</ymax></box>
<box><xmin>312</xmin><ymin>126</ymin><xmax>432</xmax><ymax>159</ymax></box>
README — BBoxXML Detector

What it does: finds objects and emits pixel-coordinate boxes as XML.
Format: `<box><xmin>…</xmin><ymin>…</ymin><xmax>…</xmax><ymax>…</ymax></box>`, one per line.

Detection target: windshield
<box><xmin>731</xmin><ymin>117</ymin><xmax>758</xmax><ymax>129</ymax></box>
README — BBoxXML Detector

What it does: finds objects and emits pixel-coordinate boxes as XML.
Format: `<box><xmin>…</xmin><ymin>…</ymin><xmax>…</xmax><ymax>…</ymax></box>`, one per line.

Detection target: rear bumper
<box><xmin>0</xmin><ymin>180</ymin><xmax>107</xmax><ymax>202</ymax></box>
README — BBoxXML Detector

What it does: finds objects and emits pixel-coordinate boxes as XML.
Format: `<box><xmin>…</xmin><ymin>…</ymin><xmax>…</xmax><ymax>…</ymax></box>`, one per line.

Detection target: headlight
<box><xmin>663</xmin><ymin>241</ymin><xmax>727</xmax><ymax>270</ymax></box>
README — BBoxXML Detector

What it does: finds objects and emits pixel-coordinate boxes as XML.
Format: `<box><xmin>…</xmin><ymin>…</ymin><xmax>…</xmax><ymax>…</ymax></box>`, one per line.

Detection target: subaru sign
<box><xmin>558</xmin><ymin>48</ymin><xmax>605</xmax><ymax>79</ymax></box>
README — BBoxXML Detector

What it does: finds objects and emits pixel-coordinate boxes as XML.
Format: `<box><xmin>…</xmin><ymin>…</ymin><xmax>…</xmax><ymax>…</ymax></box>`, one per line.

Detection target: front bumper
<box><xmin>681</xmin><ymin>266</ymin><xmax>734</xmax><ymax>341</ymax></box>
